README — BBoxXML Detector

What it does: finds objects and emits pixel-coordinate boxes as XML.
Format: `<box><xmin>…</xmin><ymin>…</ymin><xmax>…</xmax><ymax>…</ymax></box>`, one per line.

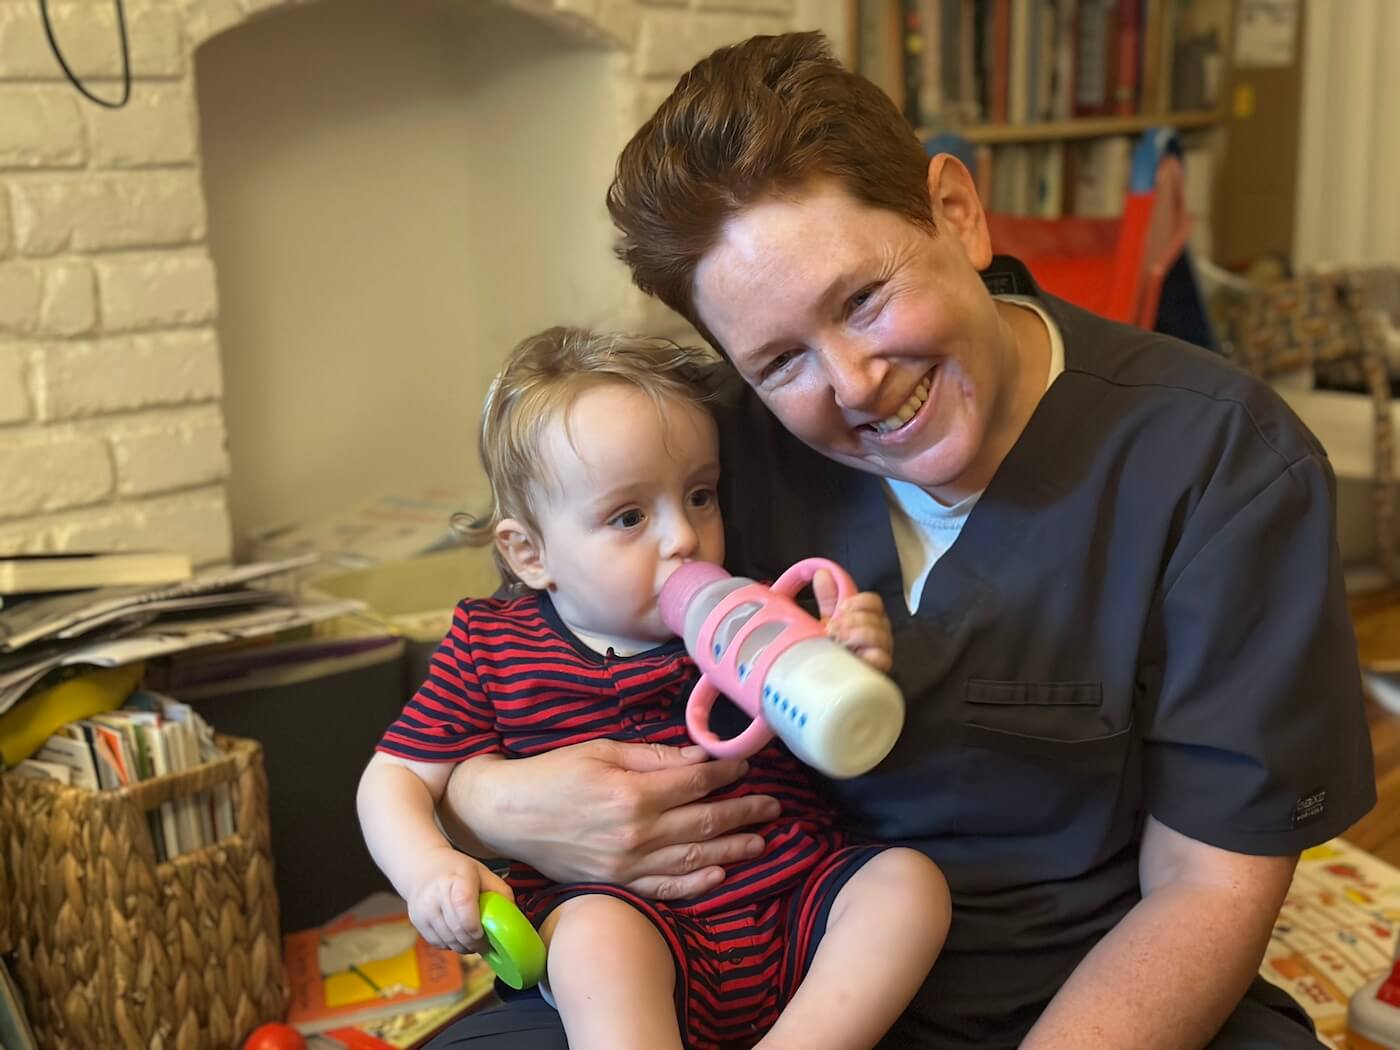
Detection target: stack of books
<box><xmin>285</xmin><ymin>893</ymin><xmax>499</xmax><ymax>1049</ymax></box>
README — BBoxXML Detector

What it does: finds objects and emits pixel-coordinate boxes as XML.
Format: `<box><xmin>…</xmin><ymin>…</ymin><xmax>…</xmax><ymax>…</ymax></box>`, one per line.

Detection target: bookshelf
<box><xmin>956</xmin><ymin>108</ymin><xmax>1220</xmax><ymax>145</ymax></box>
<box><xmin>839</xmin><ymin>0</ymin><xmax>1234</xmax><ymax>223</ymax></box>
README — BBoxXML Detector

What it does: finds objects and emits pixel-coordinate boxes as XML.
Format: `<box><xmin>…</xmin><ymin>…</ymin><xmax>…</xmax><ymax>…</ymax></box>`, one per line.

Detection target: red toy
<box><xmin>985</xmin><ymin>128</ymin><xmax>1190</xmax><ymax>330</ymax></box>
<box><xmin>242</xmin><ymin>1022</ymin><xmax>307</xmax><ymax>1050</ymax></box>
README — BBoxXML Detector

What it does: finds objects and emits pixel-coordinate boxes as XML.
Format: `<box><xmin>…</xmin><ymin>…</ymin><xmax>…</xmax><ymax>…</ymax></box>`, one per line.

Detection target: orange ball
<box><xmin>242</xmin><ymin>1022</ymin><xmax>307</xmax><ymax>1050</ymax></box>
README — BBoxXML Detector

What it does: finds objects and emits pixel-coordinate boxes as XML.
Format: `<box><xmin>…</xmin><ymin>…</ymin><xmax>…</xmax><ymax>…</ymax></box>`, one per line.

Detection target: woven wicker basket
<box><xmin>0</xmin><ymin>734</ymin><xmax>289</xmax><ymax>1049</ymax></box>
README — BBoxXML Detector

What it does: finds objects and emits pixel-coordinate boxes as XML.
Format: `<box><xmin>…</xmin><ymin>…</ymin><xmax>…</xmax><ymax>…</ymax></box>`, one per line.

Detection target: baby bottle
<box><xmin>658</xmin><ymin>558</ymin><xmax>904</xmax><ymax>778</ymax></box>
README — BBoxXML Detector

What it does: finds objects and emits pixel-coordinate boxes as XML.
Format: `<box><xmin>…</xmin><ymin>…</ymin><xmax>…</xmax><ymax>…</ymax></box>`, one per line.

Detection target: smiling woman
<box><xmin>431</xmin><ymin>30</ymin><xmax>1377</xmax><ymax>1050</ymax></box>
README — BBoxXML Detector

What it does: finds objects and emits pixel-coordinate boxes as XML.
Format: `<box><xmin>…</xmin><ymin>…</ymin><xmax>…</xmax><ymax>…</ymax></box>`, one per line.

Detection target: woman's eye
<box><xmin>849</xmin><ymin>284</ymin><xmax>881</xmax><ymax>312</ymax></box>
<box><xmin>762</xmin><ymin>350</ymin><xmax>797</xmax><ymax>381</ymax></box>
<box><xmin>609</xmin><ymin>509</ymin><xmax>645</xmax><ymax>529</ymax></box>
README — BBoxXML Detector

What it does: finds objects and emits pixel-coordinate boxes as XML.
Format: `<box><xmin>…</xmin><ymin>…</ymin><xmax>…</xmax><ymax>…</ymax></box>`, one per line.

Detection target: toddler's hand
<box><xmin>405</xmin><ymin>846</ymin><xmax>515</xmax><ymax>955</ymax></box>
<box><xmin>824</xmin><ymin>590</ymin><xmax>894</xmax><ymax>673</ymax></box>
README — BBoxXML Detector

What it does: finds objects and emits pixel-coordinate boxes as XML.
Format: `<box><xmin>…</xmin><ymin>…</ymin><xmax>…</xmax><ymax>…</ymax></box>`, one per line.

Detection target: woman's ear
<box><xmin>926</xmin><ymin>152</ymin><xmax>993</xmax><ymax>270</ymax></box>
<box><xmin>495</xmin><ymin>518</ymin><xmax>551</xmax><ymax>590</ymax></box>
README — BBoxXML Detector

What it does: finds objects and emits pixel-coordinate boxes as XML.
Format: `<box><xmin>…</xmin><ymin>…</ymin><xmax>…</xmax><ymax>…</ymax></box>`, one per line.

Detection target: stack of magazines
<box><xmin>0</xmin><ymin>555</ymin><xmax>364</xmax><ymax>717</ymax></box>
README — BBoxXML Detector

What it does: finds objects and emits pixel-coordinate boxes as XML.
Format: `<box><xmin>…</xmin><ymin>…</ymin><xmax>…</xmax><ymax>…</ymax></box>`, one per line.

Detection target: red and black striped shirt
<box><xmin>377</xmin><ymin>591</ymin><xmax>852</xmax><ymax>913</ymax></box>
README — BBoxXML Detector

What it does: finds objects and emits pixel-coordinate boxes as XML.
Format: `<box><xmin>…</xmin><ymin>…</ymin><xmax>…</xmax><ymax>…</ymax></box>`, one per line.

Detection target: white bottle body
<box><xmin>760</xmin><ymin>639</ymin><xmax>904</xmax><ymax>777</ymax></box>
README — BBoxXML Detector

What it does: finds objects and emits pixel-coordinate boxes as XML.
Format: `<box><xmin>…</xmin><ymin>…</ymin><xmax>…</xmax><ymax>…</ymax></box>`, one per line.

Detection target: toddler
<box><xmin>358</xmin><ymin>327</ymin><xmax>949</xmax><ymax>1050</ymax></box>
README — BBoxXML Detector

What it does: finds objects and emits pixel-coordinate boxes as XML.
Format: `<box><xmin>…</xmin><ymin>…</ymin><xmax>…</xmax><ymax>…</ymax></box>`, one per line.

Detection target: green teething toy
<box><xmin>478</xmin><ymin>891</ymin><xmax>546</xmax><ymax>989</ymax></box>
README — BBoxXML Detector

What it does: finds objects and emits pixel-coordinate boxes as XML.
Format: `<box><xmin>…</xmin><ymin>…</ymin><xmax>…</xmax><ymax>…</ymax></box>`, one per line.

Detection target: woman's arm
<box><xmin>438</xmin><ymin>738</ymin><xmax>782</xmax><ymax>899</ymax></box>
<box><xmin>1022</xmin><ymin>816</ymin><xmax>1296</xmax><ymax>1049</ymax></box>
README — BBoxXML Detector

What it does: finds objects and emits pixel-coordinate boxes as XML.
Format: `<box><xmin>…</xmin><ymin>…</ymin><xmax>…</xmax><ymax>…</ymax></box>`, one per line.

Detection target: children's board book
<box><xmin>284</xmin><ymin>909</ymin><xmax>467</xmax><ymax>1035</ymax></box>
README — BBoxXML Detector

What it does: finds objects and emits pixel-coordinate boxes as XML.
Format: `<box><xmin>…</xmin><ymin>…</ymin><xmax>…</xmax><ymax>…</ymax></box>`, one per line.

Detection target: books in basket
<box><xmin>285</xmin><ymin>910</ymin><xmax>469</xmax><ymax>1036</ymax></box>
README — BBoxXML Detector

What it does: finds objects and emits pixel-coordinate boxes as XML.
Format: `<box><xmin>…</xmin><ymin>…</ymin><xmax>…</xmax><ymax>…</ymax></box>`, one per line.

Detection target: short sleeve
<box><xmin>376</xmin><ymin>602</ymin><xmax>504</xmax><ymax>763</ymax></box>
<box><xmin>1145</xmin><ymin>453</ymin><xmax>1375</xmax><ymax>854</ymax></box>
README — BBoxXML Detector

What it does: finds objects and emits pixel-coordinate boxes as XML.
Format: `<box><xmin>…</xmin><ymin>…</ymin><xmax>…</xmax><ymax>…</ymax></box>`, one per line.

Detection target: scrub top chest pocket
<box><xmin>954</xmin><ymin>678</ymin><xmax>1135</xmax><ymax>836</ymax></box>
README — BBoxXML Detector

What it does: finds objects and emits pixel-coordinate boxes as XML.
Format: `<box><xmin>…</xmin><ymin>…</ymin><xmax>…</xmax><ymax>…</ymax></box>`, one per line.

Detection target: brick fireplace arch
<box><xmin>0</xmin><ymin>0</ymin><xmax>794</xmax><ymax>563</ymax></box>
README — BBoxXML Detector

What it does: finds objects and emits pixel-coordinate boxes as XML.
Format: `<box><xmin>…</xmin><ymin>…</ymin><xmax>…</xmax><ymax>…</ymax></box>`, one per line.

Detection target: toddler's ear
<box><xmin>495</xmin><ymin>519</ymin><xmax>551</xmax><ymax>590</ymax></box>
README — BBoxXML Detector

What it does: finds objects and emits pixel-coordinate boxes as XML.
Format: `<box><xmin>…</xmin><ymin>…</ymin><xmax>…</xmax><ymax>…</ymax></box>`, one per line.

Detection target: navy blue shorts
<box><xmin>512</xmin><ymin>844</ymin><xmax>886</xmax><ymax>1049</ymax></box>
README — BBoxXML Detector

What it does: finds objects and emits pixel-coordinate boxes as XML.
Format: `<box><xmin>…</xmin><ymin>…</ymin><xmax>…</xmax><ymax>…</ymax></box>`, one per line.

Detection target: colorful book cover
<box><xmin>284</xmin><ymin>912</ymin><xmax>466</xmax><ymax>1035</ymax></box>
<box><xmin>324</xmin><ymin>954</ymin><xmax>499</xmax><ymax>1049</ymax></box>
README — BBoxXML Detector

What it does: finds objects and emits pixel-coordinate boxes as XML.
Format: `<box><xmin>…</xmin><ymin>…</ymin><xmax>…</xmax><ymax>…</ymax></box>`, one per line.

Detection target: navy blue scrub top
<box><xmin>706</xmin><ymin>257</ymin><xmax>1376</xmax><ymax>1047</ymax></box>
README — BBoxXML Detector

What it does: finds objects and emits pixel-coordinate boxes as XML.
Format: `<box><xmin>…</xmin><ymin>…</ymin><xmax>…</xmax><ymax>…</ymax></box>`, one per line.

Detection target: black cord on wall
<box><xmin>39</xmin><ymin>0</ymin><xmax>131</xmax><ymax>108</ymax></box>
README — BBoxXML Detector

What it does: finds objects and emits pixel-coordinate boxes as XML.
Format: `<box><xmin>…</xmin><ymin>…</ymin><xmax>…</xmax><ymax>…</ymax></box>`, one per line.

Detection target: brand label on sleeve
<box><xmin>1293</xmin><ymin>787</ymin><xmax>1327</xmax><ymax>828</ymax></box>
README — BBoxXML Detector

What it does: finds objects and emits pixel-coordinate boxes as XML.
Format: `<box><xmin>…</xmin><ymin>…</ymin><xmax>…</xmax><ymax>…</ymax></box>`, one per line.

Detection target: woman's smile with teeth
<box><xmin>868</xmin><ymin>370</ymin><xmax>934</xmax><ymax>434</ymax></box>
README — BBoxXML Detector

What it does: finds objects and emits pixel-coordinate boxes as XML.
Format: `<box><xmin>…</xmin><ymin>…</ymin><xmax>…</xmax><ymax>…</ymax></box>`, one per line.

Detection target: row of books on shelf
<box><xmin>7</xmin><ymin>689</ymin><xmax>235</xmax><ymax>862</ymax></box>
<box><xmin>971</xmin><ymin>130</ymin><xmax>1211</xmax><ymax>221</ymax></box>
<box><xmin>856</xmin><ymin>0</ymin><xmax>1225</xmax><ymax>132</ymax></box>
<box><xmin>975</xmin><ymin>137</ymin><xmax>1127</xmax><ymax>219</ymax></box>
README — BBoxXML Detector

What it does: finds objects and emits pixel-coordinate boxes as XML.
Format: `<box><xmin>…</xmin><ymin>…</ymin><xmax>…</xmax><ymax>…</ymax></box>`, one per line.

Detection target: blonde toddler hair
<box><xmin>456</xmin><ymin>326</ymin><xmax>717</xmax><ymax>586</ymax></box>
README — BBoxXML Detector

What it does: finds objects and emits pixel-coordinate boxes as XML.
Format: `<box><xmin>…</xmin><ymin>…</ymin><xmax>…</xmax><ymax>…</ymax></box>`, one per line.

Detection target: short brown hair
<box><xmin>456</xmin><ymin>327</ymin><xmax>715</xmax><ymax>585</ymax></box>
<box><xmin>607</xmin><ymin>31</ymin><xmax>932</xmax><ymax>348</ymax></box>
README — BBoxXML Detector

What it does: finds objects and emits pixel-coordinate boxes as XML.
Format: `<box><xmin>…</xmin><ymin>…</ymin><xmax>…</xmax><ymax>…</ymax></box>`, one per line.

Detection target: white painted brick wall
<box><xmin>183</xmin><ymin>0</ymin><xmax>258</xmax><ymax>50</ymax></box>
<box><xmin>86</xmin><ymin>83</ymin><xmax>197</xmax><ymax>168</ymax></box>
<box><xmin>552</xmin><ymin>0</ymin><xmax>599</xmax><ymax>20</ymax></box>
<box><xmin>635</xmin><ymin>11</ymin><xmax>789</xmax><ymax>77</ymax></box>
<box><xmin>38</xmin><ymin>260</ymin><xmax>97</xmax><ymax>336</ymax></box>
<box><xmin>0</xmin><ymin>430</ymin><xmax>113</xmax><ymax>518</ymax></box>
<box><xmin>95</xmin><ymin>250</ymin><xmax>218</xmax><ymax>331</ymax></box>
<box><xmin>0</xmin><ymin>260</ymin><xmax>96</xmax><ymax>336</ymax></box>
<box><xmin>635</xmin><ymin>77</ymin><xmax>678</xmax><ymax>124</ymax></box>
<box><xmin>0</xmin><ymin>487</ymin><xmax>233</xmax><ymax>565</ymax></box>
<box><xmin>0</xmin><ymin>263</ymin><xmax>41</xmax><ymax>333</ymax></box>
<box><xmin>0</xmin><ymin>2</ymin><xmax>183</xmax><ymax>80</ymax></box>
<box><xmin>0</xmin><ymin>345</ymin><xmax>32</xmax><ymax>424</ymax></box>
<box><xmin>0</xmin><ymin>189</ymin><xmax>12</xmax><ymax>257</ymax></box>
<box><xmin>33</xmin><ymin>328</ymin><xmax>223</xmax><ymax>420</ymax></box>
<box><xmin>183</xmin><ymin>0</ymin><xmax>316</xmax><ymax>49</ymax></box>
<box><xmin>108</xmin><ymin>406</ymin><xmax>229</xmax><ymax>496</ymax></box>
<box><xmin>64</xmin><ymin>489</ymin><xmax>233</xmax><ymax>566</ymax></box>
<box><xmin>595</xmin><ymin>0</ymin><xmax>639</xmax><ymax>47</ymax></box>
<box><xmin>0</xmin><ymin>0</ymin><xmax>791</xmax><ymax>563</ymax></box>
<box><xmin>8</xmin><ymin>170</ymin><xmax>207</xmax><ymax>255</ymax></box>
<box><xmin>695</xmin><ymin>0</ymin><xmax>795</xmax><ymax>13</ymax></box>
<box><xmin>0</xmin><ymin>87</ymin><xmax>86</xmax><ymax>169</ymax></box>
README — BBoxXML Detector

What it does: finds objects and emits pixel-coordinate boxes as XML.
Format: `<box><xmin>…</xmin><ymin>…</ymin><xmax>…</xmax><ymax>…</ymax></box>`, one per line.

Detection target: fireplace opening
<box><xmin>195</xmin><ymin>0</ymin><xmax>633</xmax><ymax>552</ymax></box>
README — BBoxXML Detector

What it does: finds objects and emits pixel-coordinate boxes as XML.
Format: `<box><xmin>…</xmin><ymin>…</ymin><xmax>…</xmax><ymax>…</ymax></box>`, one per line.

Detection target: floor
<box><xmin>1342</xmin><ymin>588</ymin><xmax>1400</xmax><ymax>866</ymax></box>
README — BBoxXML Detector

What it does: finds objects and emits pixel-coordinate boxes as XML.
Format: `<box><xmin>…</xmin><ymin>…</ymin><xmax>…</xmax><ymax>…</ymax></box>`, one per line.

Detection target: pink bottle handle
<box><xmin>685</xmin><ymin>675</ymin><xmax>775</xmax><ymax>758</ymax></box>
<box><xmin>770</xmin><ymin>558</ymin><xmax>857</xmax><ymax>607</ymax></box>
<box><xmin>685</xmin><ymin>558</ymin><xmax>857</xmax><ymax>759</ymax></box>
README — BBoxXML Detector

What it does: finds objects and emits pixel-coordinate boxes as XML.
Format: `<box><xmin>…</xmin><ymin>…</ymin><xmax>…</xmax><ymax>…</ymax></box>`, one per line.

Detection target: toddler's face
<box><xmin>528</xmin><ymin>383</ymin><xmax>725</xmax><ymax>653</ymax></box>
